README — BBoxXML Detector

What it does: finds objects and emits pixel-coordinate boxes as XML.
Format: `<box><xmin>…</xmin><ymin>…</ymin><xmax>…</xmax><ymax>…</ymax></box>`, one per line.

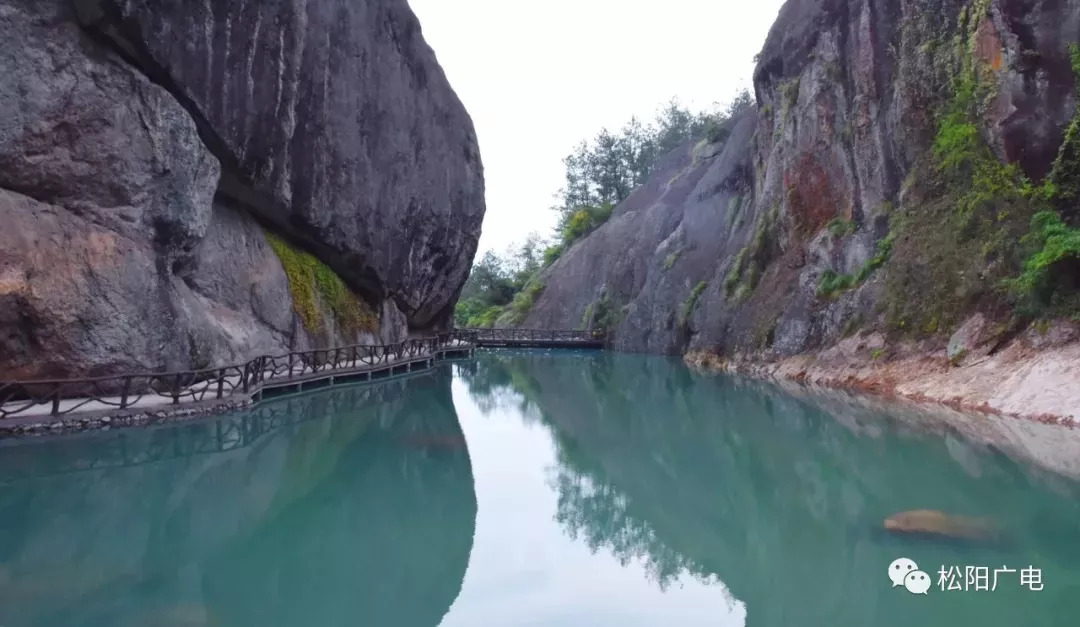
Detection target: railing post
<box><xmin>216</xmin><ymin>369</ymin><xmax>225</xmax><ymax>399</ymax></box>
<box><xmin>51</xmin><ymin>388</ymin><xmax>61</xmax><ymax>416</ymax></box>
<box><xmin>171</xmin><ymin>373</ymin><xmax>182</xmax><ymax>405</ymax></box>
<box><xmin>120</xmin><ymin>375</ymin><xmax>132</xmax><ymax>409</ymax></box>
<box><xmin>288</xmin><ymin>353</ymin><xmax>295</xmax><ymax>379</ymax></box>
<box><xmin>242</xmin><ymin>361</ymin><xmax>251</xmax><ymax>394</ymax></box>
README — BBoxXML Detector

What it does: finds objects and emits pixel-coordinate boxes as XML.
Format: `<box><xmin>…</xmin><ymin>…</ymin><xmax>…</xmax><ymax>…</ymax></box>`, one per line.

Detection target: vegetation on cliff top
<box><xmin>456</xmin><ymin>94</ymin><xmax>752</xmax><ymax>329</ymax></box>
<box><xmin>554</xmin><ymin>93</ymin><xmax>753</xmax><ymax>216</ymax></box>
<box><xmin>265</xmin><ymin>232</ymin><xmax>379</xmax><ymax>336</ymax></box>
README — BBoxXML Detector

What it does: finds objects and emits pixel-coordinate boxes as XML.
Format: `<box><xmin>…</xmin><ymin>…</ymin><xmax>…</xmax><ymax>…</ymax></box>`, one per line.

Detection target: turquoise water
<box><xmin>1</xmin><ymin>350</ymin><xmax>1079</xmax><ymax>626</ymax></box>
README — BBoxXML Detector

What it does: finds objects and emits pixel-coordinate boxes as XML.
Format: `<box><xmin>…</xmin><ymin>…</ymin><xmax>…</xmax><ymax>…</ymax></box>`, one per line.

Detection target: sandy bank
<box><xmin>686</xmin><ymin>319</ymin><xmax>1080</xmax><ymax>426</ymax></box>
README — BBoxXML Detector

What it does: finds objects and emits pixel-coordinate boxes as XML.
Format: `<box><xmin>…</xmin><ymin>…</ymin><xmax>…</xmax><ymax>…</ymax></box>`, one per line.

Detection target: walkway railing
<box><xmin>0</xmin><ymin>328</ymin><xmax>602</xmax><ymax>422</ymax></box>
<box><xmin>0</xmin><ymin>371</ymin><xmax>432</xmax><ymax>483</ymax></box>
<box><xmin>0</xmin><ymin>334</ymin><xmax>464</xmax><ymax>420</ymax></box>
<box><xmin>456</xmin><ymin>328</ymin><xmax>605</xmax><ymax>344</ymax></box>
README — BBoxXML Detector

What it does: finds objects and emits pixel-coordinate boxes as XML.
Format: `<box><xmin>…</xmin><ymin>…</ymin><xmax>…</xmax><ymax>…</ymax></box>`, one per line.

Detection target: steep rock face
<box><xmin>526</xmin><ymin>0</ymin><xmax>1079</xmax><ymax>357</ymax></box>
<box><xmin>0</xmin><ymin>0</ymin><xmax>483</xmax><ymax>379</ymax></box>
<box><xmin>0</xmin><ymin>1</ymin><xmax>221</xmax><ymax>378</ymax></box>
<box><xmin>524</xmin><ymin>114</ymin><xmax>759</xmax><ymax>354</ymax></box>
<box><xmin>82</xmin><ymin>0</ymin><xmax>485</xmax><ymax>328</ymax></box>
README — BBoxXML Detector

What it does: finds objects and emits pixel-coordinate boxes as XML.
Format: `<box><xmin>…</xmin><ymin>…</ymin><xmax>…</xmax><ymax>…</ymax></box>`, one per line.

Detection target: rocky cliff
<box><xmin>0</xmin><ymin>0</ymin><xmax>484</xmax><ymax>380</ymax></box>
<box><xmin>525</xmin><ymin>0</ymin><xmax>1080</xmax><ymax>367</ymax></box>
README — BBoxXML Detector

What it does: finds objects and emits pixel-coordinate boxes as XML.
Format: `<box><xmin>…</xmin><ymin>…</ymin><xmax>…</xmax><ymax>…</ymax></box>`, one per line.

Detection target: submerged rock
<box><xmin>884</xmin><ymin>509</ymin><xmax>999</xmax><ymax>541</ymax></box>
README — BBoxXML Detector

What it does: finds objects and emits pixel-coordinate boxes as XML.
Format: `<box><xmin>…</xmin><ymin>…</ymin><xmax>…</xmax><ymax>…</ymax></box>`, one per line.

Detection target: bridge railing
<box><xmin>0</xmin><ymin>334</ymin><xmax>462</xmax><ymax>420</ymax></box>
<box><xmin>455</xmin><ymin>328</ymin><xmax>605</xmax><ymax>343</ymax></box>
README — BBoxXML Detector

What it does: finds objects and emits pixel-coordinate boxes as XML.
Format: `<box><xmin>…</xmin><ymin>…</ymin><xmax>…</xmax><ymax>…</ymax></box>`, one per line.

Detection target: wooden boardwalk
<box><xmin>0</xmin><ymin>329</ymin><xmax>603</xmax><ymax>429</ymax></box>
<box><xmin>0</xmin><ymin>370</ymin><xmax>439</xmax><ymax>482</ymax></box>
<box><xmin>0</xmin><ymin>336</ymin><xmax>472</xmax><ymax>425</ymax></box>
<box><xmin>457</xmin><ymin>328</ymin><xmax>606</xmax><ymax>349</ymax></box>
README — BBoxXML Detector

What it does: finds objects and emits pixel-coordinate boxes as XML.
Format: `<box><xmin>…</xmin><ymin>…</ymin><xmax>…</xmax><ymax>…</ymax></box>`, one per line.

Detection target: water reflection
<box><xmin>0</xmin><ymin>370</ymin><xmax>477</xmax><ymax>627</ymax></box>
<box><xmin>3</xmin><ymin>352</ymin><xmax>1080</xmax><ymax>627</ymax></box>
<box><xmin>457</xmin><ymin>350</ymin><xmax>1080</xmax><ymax>627</ymax></box>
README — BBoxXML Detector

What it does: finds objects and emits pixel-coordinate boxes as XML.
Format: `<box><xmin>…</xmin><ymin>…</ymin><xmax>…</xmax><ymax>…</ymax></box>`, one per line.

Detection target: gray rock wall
<box><xmin>88</xmin><ymin>0</ymin><xmax>486</xmax><ymax>328</ymax></box>
<box><xmin>524</xmin><ymin>113</ymin><xmax>760</xmax><ymax>354</ymax></box>
<box><xmin>0</xmin><ymin>0</ymin><xmax>484</xmax><ymax>379</ymax></box>
<box><xmin>525</xmin><ymin>0</ymin><xmax>1080</xmax><ymax>357</ymax></box>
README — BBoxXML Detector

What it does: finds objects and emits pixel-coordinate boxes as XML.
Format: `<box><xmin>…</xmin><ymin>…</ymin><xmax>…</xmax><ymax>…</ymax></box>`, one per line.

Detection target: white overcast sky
<box><xmin>408</xmin><ymin>0</ymin><xmax>787</xmax><ymax>259</ymax></box>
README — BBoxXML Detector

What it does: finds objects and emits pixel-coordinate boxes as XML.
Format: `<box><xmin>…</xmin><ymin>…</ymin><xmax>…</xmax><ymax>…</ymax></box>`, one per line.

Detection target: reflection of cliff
<box><xmin>461</xmin><ymin>351</ymin><xmax>1080</xmax><ymax>627</ymax></box>
<box><xmin>0</xmin><ymin>369</ymin><xmax>476</xmax><ymax>627</ymax></box>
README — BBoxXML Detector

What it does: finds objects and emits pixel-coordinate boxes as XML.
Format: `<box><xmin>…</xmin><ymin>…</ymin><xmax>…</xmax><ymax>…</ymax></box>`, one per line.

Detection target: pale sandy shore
<box><xmin>688</xmin><ymin>320</ymin><xmax>1080</xmax><ymax>424</ymax></box>
<box><xmin>686</xmin><ymin>321</ymin><xmax>1080</xmax><ymax>478</ymax></box>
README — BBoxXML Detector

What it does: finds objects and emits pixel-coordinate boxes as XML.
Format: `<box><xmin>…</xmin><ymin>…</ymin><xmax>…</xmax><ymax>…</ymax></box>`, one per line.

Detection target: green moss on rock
<box><xmin>724</xmin><ymin>205</ymin><xmax>779</xmax><ymax>301</ymax></box>
<box><xmin>581</xmin><ymin>290</ymin><xmax>622</xmax><ymax>333</ymax></box>
<box><xmin>724</xmin><ymin>248</ymin><xmax>748</xmax><ymax>298</ymax></box>
<box><xmin>265</xmin><ymin>231</ymin><xmax>378</xmax><ymax>335</ymax></box>
<box><xmin>826</xmin><ymin>217</ymin><xmax>856</xmax><ymax>238</ymax></box>
<box><xmin>680</xmin><ymin>281</ymin><xmax>708</xmax><ymax>326</ymax></box>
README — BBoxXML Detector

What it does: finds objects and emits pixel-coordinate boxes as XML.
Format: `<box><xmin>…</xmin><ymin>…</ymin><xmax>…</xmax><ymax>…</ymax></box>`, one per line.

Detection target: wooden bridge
<box><xmin>456</xmin><ymin>328</ymin><xmax>606</xmax><ymax>349</ymax></box>
<box><xmin>0</xmin><ymin>329</ymin><xmax>602</xmax><ymax>430</ymax></box>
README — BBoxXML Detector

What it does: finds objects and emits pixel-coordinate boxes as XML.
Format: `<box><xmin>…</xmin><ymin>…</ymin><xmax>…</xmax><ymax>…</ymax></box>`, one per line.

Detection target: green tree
<box><xmin>726</xmin><ymin>88</ymin><xmax>755</xmax><ymax>117</ymax></box>
<box><xmin>559</xmin><ymin>141</ymin><xmax>596</xmax><ymax>213</ymax></box>
<box><xmin>654</xmin><ymin>97</ymin><xmax>698</xmax><ymax>155</ymax></box>
<box><xmin>459</xmin><ymin>251</ymin><xmax>516</xmax><ymax>306</ymax></box>
<box><xmin>621</xmin><ymin>116</ymin><xmax>657</xmax><ymax>187</ymax></box>
<box><xmin>589</xmin><ymin>128</ymin><xmax>631</xmax><ymax>205</ymax></box>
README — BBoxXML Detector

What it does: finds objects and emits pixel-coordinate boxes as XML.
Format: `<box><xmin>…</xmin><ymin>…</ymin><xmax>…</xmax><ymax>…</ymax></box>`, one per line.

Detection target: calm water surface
<box><xmin>1</xmin><ymin>350</ymin><xmax>1079</xmax><ymax>626</ymax></box>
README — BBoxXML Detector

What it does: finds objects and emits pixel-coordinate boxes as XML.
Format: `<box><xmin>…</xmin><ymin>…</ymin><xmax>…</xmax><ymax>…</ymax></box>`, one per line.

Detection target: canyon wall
<box><xmin>0</xmin><ymin>0</ymin><xmax>484</xmax><ymax>379</ymax></box>
<box><xmin>525</xmin><ymin>0</ymin><xmax>1080</xmax><ymax>366</ymax></box>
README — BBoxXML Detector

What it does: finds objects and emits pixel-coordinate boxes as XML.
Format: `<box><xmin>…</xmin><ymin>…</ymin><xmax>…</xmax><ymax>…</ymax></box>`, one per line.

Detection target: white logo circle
<box><xmin>888</xmin><ymin>557</ymin><xmax>918</xmax><ymax>587</ymax></box>
<box><xmin>904</xmin><ymin>570</ymin><xmax>931</xmax><ymax>594</ymax></box>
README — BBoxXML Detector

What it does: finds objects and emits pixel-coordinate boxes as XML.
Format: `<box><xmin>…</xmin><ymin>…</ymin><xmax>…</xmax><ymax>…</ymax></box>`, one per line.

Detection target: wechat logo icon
<box><xmin>889</xmin><ymin>557</ymin><xmax>931</xmax><ymax>594</ymax></box>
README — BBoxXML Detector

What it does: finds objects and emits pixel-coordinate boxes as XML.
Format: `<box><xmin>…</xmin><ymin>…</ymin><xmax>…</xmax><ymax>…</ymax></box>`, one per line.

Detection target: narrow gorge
<box><xmin>522</xmin><ymin>0</ymin><xmax>1080</xmax><ymax>420</ymax></box>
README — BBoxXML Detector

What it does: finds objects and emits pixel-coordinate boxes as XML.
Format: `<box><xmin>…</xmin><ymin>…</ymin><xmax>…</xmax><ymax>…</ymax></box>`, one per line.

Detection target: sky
<box><xmin>408</xmin><ymin>0</ymin><xmax>788</xmax><ymax>259</ymax></box>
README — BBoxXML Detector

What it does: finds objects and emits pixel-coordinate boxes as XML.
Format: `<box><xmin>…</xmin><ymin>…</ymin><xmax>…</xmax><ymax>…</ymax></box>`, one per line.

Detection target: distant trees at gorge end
<box><xmin>455</xmin><ymin>90</ymin><xmax>755</xmax><ymax>328</ymax></box>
